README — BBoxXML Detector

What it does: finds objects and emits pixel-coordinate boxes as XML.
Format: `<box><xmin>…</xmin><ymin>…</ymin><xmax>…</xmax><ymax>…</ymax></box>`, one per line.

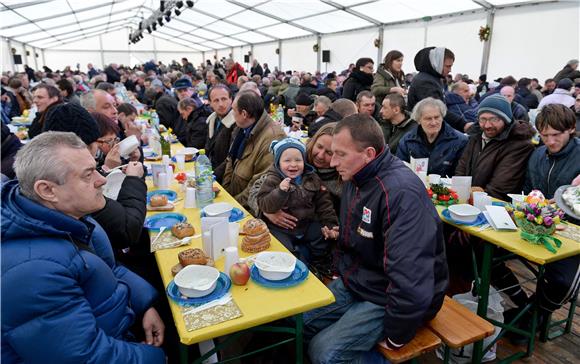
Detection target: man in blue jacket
<box><xmin>1</xmin><ymin>132</ymin><xmax>165</xmax><ymax>363</ymax></box>
<box><xmin>304</xmin><ymin>114</ymin><xmax>448</xmax><ymax>363</ymax></box>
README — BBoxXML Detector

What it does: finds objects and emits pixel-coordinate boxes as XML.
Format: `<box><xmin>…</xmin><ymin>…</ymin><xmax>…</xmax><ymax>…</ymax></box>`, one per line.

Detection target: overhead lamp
<box><xmin>158</xmin><ymin>17</ymin><xmax>163</xmax><ymax>26</ymax></box>
<box><xmin>176</xmin><ymin>1</ymin><xmax>183</xmax><ymax>8</ymax></box>
<box><xmin>160</xmin><ymin>0</ymin><xmax>165</xmax><ymax>12</ymax></box>
<box><xmin>165</xmin><ymin>11</ymin><xmax>171</xmax><ymax>22</ymax></box>
<box><xmin>153</xmin><ymin>23</ymin><xmax>157</xmax><ymax>31</ymax></box>
<box><xmin>147</xmin><ymin>26</ymin><xmax>152</xmax><ymax>33</ymax></box>
<box><xmin>174</xmin><ymin>8</ymin><xmax>181</xmax><ymax>16</ymax></box>
<box><xmin>186</xmin><ymin>1</ymin><xmax>194</xmax><ymax>8</ymax></box>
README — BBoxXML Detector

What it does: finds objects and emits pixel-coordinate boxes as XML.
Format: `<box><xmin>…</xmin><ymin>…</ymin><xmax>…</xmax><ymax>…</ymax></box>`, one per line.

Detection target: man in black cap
<box><xmin>288</xmin><ymin>93</ymin><xmax>317</xmax><ymax>129</ymax></box>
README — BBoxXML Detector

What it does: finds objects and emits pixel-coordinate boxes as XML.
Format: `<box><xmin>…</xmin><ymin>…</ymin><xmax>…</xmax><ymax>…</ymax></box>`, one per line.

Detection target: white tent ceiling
<box><xmin>0</xmin><ymin>0</ymin><xmax>558</xmax><ymax>52</ymax></box>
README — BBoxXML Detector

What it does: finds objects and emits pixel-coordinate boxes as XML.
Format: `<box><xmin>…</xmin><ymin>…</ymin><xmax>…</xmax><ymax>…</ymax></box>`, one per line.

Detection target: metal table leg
<box><xmin>472</xmin><ymin>242</ymin><xmax>494</xmax><ymax>364</ymax></box>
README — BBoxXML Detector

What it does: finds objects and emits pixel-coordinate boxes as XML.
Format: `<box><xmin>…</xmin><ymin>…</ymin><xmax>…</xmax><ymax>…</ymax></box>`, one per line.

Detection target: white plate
<box><xmin>555</xmin><ymin>185</ymin><xmax>580</xmax><ymax>220</ymax></box>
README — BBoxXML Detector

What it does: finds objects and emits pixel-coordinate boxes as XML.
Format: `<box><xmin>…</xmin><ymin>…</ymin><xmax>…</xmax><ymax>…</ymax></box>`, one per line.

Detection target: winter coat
<box><xmin>337</xmin><ymin>150</ymin><xmax>447</xmax><ymax>345</ymax></box>
<box><xmin>538</xmin><ymin>89</ymin><xmax>575</xmax><ymax>110</ymax></box>
<box><xmin>104</xmin><ymin>65</ymin><xmax>121</xmax><ymax>83</ymax></box>
<box><xmin>281</xmin><ymin>84</ymin><xmax>300</xmax><ymax>108</ymax></box>
<box><xmin>177</xmin><ymin>106</ymin><xmax>209</xmax><ymax>149</ymax></box>
<box><xmin>511</xmin><ymin>101</ymin><xmax>530</xmax><ymax>122</ymax></box>
<box><xmin>1</xmin><ymin>180</ymin><xmax>164</xmax><ymax>364</ymax></box>
<box><xmin>1</xmin><ymin>122</ymin><xmax>22</xmax><ymax>179</ymax></box>
<box><xmin>251</xmin><ymin>63</ymin><xmax>263</xmax><ymax>77</ymax></box>
<box><xmin>455</xmin><ymin>120</ymin><xmax>535</xmax><ymax>200</ymax></box>
<box><xmin>396</xmin><ymin>122</ymin><xmax>468</xmax><ymax>177</ymax></box>
<box><xmin>222</xmin><ymin>111</ymin><xmax>285</xmax><ymax>208</ymax></box>
<box><xmin>316</xmin><ymin>87</ymin><xmax>338</xmax><ymax>102</ymax></box>
<box><xmin>371</xmin><ymin>67</ymin><xmax>405</xmax><ymax>105</ymax></box>
<box><xmin>299</xmin><ymin>82</ymin><xmax>318</xmax><ymax>96</ymax></box>
<box><xmin>91</xmin><ymin>176</ymin><xmax>147</xmax><ymax>251</ymax></box>
<box><xmin>381</xmin><ymin>113</ymin><xmax>417</xmax><ymax>154</ymax></box>
<box><xmin>445</xmin><ymin>92</ymin><xmax>477</xmax><ymax>122</ymax></box>
<box><xmin>153</xmin><ymin>93</ymin><xmax>182</xmax><ymax>132</ymax></box>
<box><xmin>342</xmin><ymin>70</ymin><xmax>373</xmax><ymax>102</ymax></box>
<box><xmin>206</xmin><ymin>109</ymin><xmax>235</xmax><ymax>182</ymax></box>
<box><xmin>226</xmin><ymin>63</ymin><xmax>246</xmax><ymax>86</ymax></box>
<box><xmin>553</xmin><ymin>65</ymin><xmax>580</xmax><ymax>83</ymax></box>
<box><xmin>516</xmin><ymin>87</ymin><xmax>539</xmax><ymax>110</ymax></box>
<box><xmin>28</xmin><ymin>101</ymin><xmax>63</xmax><ymax>139</ymax></box>
<box><xmin>523</xmin><ymin>137</ymin><xmax>580</xmax><ymax>199</ymax></box>
<box><xmin>257</xmin><ymin>165</ymin><xmax>338</xmax><ymax>234</ymax></box>
<box><xmin>407</xmin><ymin>47</ymin><xmax>466</xmax><ymax>132</ymax></box>
<box><xmin>307</xmin><ymin>108</ymin><xmax>342</xmax><ymax>137</ymax></box>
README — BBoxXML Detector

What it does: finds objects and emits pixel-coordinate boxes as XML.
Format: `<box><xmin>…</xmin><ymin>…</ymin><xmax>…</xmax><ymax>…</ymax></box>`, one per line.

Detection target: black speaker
<box><xmin>13</xmin><ymin>55</ymin><xmax>22</xmax><ymax>64</ymax></box>
<box><xmin>322</xmin><ymin>50</ymin><xmax>330</xmax><ymax>63</ymax></box>
<box><xmin>244</xmin><ymin>55</ymin><xmax>250</xmax><ymax>63</ymax></box>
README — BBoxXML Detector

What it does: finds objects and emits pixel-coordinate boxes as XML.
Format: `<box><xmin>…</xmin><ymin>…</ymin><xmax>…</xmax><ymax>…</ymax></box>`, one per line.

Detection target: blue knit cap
<box><xmin>270</xmin><ymin>137</ymin><xmax>306</xmax><ymax>169</ymax></box>
<box><xmin>477</xmin><ymin>94</ymin><xmax>513</xmax><ymax>125</ymax></box>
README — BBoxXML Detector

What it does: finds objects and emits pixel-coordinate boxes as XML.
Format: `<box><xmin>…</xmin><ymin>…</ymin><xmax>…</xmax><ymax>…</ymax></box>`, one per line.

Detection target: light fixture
<box><xmin>147</xmin><ymin>26</ymin><xmax>152</xmax><ymax>33</ymax></box>
<box><xmin>158</xmin><ymin>17</ymin><xmax>163</xmax><ymax>26</ymax></box>
<box><xmin>153</xmin><ymin>23</ymin><xmax>157</xmax><ymax>31</ymax></box>
<box><xmin>165</xmin><ymin>11</ymin><xmax>171</xmax><ymax>22</ymax></box>
<box><xmin>186</xmin><ymin>1</ymin><xmax>194</xmax><ymax>7</ymax></box>
<box><xmin>176</xmin><ymin>1</ymin><xmax>183</xmax><ymax>8</ymax></box>
<box><xmin>174</xmin><ymin>8</ymin><xmax>181</xmax><ymax>16</ymax></box>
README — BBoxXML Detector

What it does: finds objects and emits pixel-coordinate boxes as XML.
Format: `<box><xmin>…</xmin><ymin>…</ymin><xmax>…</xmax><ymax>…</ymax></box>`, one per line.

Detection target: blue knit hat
<box><xmin>174</xmin><ymin>78</ymin><xmax>192</xmax><ymax>90</ymax></box>
<box><xmin>477</xmin><ymin>94</ymin><xmax>513</xmax><ymax>125</ymax></box>
<box><xmin>270</xmin><ymin>137</ymin><xmax>306</xmax><ymax>169</ymax></box>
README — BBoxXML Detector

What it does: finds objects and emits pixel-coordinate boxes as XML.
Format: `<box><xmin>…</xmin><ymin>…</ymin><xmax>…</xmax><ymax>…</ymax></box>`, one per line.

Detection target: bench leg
<box><xmin>443</xmin><ymin>345</ymin><xmax>450</xmax><ymax>364</ymax></box>
<box><xmin>296</xmin><ymin>313</ymin><xmax>304</xmax><ymax>364</ymax></box>
<box><xmin>540</xmin><ymin>290</ymin><xmax>578</xmax><ymax>342</ymax></box>
<box><xmin>472</xmin><ymin>242</ymin><xmax>493</xmax><ymax>364</ymax></box>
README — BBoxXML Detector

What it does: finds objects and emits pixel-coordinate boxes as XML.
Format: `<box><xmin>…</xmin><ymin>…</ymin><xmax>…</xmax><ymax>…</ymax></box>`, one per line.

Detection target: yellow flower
<box><xmin>514</xmin><ymin>211</ymin><xmax>525</xmax><ymax>219</ymax></box>
<box><xmin>553</xmin><ymin>216</ymin><xmax>560</xmax><ymax>224</ymax></box>
<box><xmin>535</xmin><ymin>216</ymin><xmax>543</xmax><ymax>225</ymax></box>
<box><xmin>168</xmin><ymin>127</ymin><xmax>173</xmax><ymax>134</ymax></box>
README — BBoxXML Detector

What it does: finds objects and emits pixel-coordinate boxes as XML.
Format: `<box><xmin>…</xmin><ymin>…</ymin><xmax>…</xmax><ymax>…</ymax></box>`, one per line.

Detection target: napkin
<box><xmin>181</xmin><ymin>294</ymin><xmax>243</xmax><ymax>332</ymax></box>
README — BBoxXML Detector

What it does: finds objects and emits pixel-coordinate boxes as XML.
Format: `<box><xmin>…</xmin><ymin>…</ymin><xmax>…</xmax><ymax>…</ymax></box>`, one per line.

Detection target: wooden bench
<box><xmin>427</xmin><ymin>296</ymin><xmax>496</xmax><ymax>363</ymax></box>
<box><xmin>376</xmin><ymin>327</ymin><xmax>441</xmax><ymax>363</ymax></box>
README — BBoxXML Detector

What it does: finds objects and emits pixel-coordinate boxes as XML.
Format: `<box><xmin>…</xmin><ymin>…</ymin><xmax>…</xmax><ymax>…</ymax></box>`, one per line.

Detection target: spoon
<box><xmin>151</xmin><ymin>226</ymin><xmax>167</xmax><ymax>245</ymax></box>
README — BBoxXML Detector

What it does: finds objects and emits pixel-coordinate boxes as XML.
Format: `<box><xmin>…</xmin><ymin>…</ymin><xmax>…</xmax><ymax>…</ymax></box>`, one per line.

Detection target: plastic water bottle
<box><xmin>195</xmin><ymin>149</ymin><xmax>214</xmax><ymax>208</ymax></box>
<box><xmin>276</xmin><ymin>104</ymin><xmax>284</xmax><ymax>123</ymax></box>
<box><xmin>148</xmin><ymin>128</ymin><xmax>162</xmax><ymax>157</ymax></box>
<box><xmin>151</xmin><ymin>110</ymin><xmax>160</xmax><ymax>129</ymax></box>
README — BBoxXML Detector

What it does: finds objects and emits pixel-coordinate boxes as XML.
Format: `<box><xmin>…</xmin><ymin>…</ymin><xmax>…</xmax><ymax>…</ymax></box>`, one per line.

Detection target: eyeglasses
<box><xmin>98</xmin><ymin>137</ymin><xmax>120</xmax><ymax>146</ymax></box>
<box><xmin>478</xmin><ymin>116</ymin><xmax>502</xmax><ymax>125</ymax></box>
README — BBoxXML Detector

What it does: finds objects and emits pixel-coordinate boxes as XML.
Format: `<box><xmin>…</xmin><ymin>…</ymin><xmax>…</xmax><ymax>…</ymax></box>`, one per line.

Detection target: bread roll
<box><xmin>150</xmin><ymin>194</ymin><xmax>168</xmax><ymax>207</ymax></box>
<box><xmin>178</xmin><ymin>248</ymin><xmax>207</xmax><ymax>266</ymax></box>
<box><xmin>242</xmin><ymin>218</ymin><xmax>268</xmax><ymax>235</ymax></box>
<box><xmin>171</xmin><ymin>222</ymin><xmax>195</xmax><ymax>238</ymax></box>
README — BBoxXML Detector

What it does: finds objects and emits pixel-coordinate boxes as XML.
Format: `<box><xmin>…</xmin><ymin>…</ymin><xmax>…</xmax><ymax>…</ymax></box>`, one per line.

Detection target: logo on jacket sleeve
<box><xmin>362</xmin><ymin>206</ymin><xmax>372</xmax><ymax>224</ymax></box>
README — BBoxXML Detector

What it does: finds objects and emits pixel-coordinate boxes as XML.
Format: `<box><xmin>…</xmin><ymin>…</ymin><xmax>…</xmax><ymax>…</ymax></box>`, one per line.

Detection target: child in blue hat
<box><xmin>256</xmin><ymin>137</ymin><xmax>338</xmax><ymax>265</ymax></box>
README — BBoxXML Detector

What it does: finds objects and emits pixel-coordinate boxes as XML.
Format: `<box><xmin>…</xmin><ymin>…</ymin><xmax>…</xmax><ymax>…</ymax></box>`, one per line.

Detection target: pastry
<box><xmin>171</xmin><ymin>263</ymin><xmax>184</xmax><ymax>276</ymax></box>
<box><xmin>150</xmin><ymin>194</ymin><xmax>168</xmax><ymax>207</ymax></box>
<box><xmin>171</xmin><ymin>222</ymin><xmax>195</xmax><ymax>239</ymax></box>
<box><xmin>178</xmin><ymin>248</ymin><xmax>208</xmax><ymax>266</ymax></box>
<box><xmin>241</xmin><ymin>218</ymin><xmax>271</xmax><ymax>253</ymax></box>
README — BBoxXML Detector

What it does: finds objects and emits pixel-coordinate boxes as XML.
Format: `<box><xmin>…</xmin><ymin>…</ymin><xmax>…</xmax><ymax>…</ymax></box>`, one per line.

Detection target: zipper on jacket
<box><xmin>546</xmin><ymin>159</ymin><xmax>556</xmax><ymax>194</ymax></box>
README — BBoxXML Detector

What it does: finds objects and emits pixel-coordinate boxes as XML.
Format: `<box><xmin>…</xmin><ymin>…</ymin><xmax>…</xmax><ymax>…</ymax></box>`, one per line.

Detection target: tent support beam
<box><xmin>480</xmin><ymin>7</ymin><xmax>495</xmax><ymax>76</ymax></box>
<box><xmin>33</xmin><ymin>46</ymin><xmax>39</xmax><ymax>70</ymax></box>
<box><xmin>377</xmin><ymin>25</ymin><xmax>384</xmax><ymax>66</ymax></box>
<box><xmin>316</xmin><ymin>34</ymin><xmax>321</xmax><ymax>72</ymax></box>
<box><xmin>7</xmin><ymin>39</ymin><xmax>15</xmax><ymax>72</ymax></box>
<box><xmin>41</xmin><ymin>48</ymin><xmax>45</xmax><ymax>69</ymax></box>
<box><xmin>98</xmin><ymin>35</ymin><xmax>105</xmax><ymax>68</ymax></box>
<box><xmin>152</xmin><ymin>34</ymin><xmax>158</xmax><ymax>63</ymax></box>
<box><xmin>278</xmin><ymin>39</ymin><xmax>282</xmax><ymax>72</ymax></box>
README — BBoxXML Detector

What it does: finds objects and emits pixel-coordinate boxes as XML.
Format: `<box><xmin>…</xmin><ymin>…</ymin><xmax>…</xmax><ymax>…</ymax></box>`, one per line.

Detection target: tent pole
<box><xmin>316</xmin><ymin>34</ymin><xmax>321</xmax><ymax>72</ymax></box>
<box><xmin>377</xmin><ymin>25</ymin><xmax>384</xmax><ymax>66</ymax></box>
<box><xmin>22</xmin><ymin>42</ymin><xmax>27</xmax><ymax>71</ymax></box>
<box><xmin>278</xmin><ymin>39</ymin><xmax>282</xmax><ymax>72</ymax></box>
<box><xmin>152</xmin><ymin>35</ymin><xmax>158</xmax><ymax>62</ymax></box>
<box><xmin>41</xmin><ymin>49</ymin><xmax>46</xmax><ymax>70</ymax></box>
<box><xmin>33</xmin><ymin>47</ymin><xmax>39</xmax><ymax>70</ymax></box>
<box><xmin>480</xmin><ymin>8</ymin><xmax>495</xmax><ymax>76</ymax></box>
<box><xmin>98</xmin><ymin>35</ymin><xmax>105</xmax><ymax>69</ymax></box>
<box><xmin>7</xmin><ymin>39</ymin><xmax>15</xmax><ymax>73</ymax></box>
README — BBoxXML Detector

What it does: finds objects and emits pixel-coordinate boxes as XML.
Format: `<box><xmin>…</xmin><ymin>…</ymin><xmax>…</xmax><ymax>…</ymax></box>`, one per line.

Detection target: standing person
<box><xmin>304</xmin><ymin>114</ymin><xmax>447</xmax><ymax>363</ymax></box>
<box><xmin>396</xmin><ymin>98</ymin><xmax>468</xmax><ymax>177</ymax></box>
<box><xmin>407</xmin><ymin>47</ymin><xmax>470</xmax><ymax>133</ymax></box>
<box><xmin>222</xmin><ymin>91</ymin><xmax>285</xmax><ymax>208</ymax></box>
<box><xmin>341</xmin><ymin>57</ymin><xmax>374</xmax><ymax>102</ymax></box>
<box><xmin>250</xmin><ymin>59</ymin><xmax>263</xmax><ymax>77</ymax></box>
<box><xmin>1</xmin><ymin>132</ymin><xmax>165</xmax><ymax>363</ymax></box>
<box><xmin>181</xmin><ymin>57</ymin><xmax>195</xmax><ymax>76</ymax></box>
<box><xmin>206</xmin><ymin>85</ymin><xmax>236</xmax><ymax>182</ymax></box>
<box><xmin>225</xmin><ymin>59</ymin><xmax>246</xmax><ymax>88</ymax></box>
<box><xmin>372</xmin><ymin>50</ymin><xmax>407</xmax><ymax>105</ymax></box>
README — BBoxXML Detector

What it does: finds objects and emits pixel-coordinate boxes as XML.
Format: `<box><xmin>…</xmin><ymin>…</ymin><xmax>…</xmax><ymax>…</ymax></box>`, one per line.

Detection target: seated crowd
<box><xmin>1</xmin><ymin>51</ymin><xmax>579</xmax><ymax>363</ymax></box>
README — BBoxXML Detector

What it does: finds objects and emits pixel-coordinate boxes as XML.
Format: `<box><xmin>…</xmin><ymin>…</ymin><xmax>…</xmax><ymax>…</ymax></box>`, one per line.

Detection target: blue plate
<box><xmin>171</xmin><ymin>156</ymin><xmax>196</xmax><ymax>163</ymax></box>
<box><xmin>167</xmin><ymin>272</ymin><xmax>231</xmax><ymax>306</ymax></box>
<box><xmin>200</xmin><ymin>207</ymin><xmax>244</xmax><ymax>222</ymax></box>
<box><xmin>147</xmin><ymin>190</ymin><xmax>177</xmax><ymax>204</ymax></box>
<box><xmin>492</xmin><ymin>201</ymin><xmax>507</xmax><ymax>207</ymax></box>
<box><xmin>12</xmin><ymin>121</ymin><xmax>32</xmax><ymax>127</ymax></box>
<box><xmin>442</xmin><ymin>209</ymin><xmax>487</xmax><ymax>226</ymax></box>
<box><xmin>250</xmin><ymin>260</ymin><xmax>309</xmax><ymax>288</ymax></box>
<box><xmin>144</xmin><ymin>212</ymin><xmax>186</xmax><ymax>231</ymax></box>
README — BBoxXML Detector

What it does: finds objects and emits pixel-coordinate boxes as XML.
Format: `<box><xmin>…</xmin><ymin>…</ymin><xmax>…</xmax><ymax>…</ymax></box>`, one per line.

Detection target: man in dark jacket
<box><xmin>341</xmin><ymin>57</ymin><xmax>374</xmax><ymax>102</ymax></box>
<box><xmin>553</xmin><ymin>59</ymin><xmax>580</xmax><ymax>83</ymax></box>
<box><xmin>446</xmin><ymin>81</ymin><xmax>477</xmax><ymax>122</ymax></box>
<box><xmin>176</xmin><ymin>97</ymin><xmax>208</xmax><ymax>149</ymax></box>
<box><xmin>304</xmin><ymin>114</ymin><xmax>447</xmax><ymax>363</ymax></box>
<box><xmin>407</xmin><ymin>47</ymin><xmax>469</xmax><ymax>133</ymax></box>
<box><xmin>316</xmin><ymin>77</ymin><xmax>338</xmax><ymax>101</ymax></box>
<box><xmin>104</xmin><ymin>63</ymin><xmax>121</xmax><ymax>83</ymax></box>
<box><xmin>206</xmin><ymin>85</ymin><xmax>235</xmax><ymax>182</ymax></box>
<box><xmin>380</xmin><ymin>93</ymin><xmax>417</xmax><ymax>153</ymax></box>
<box><xmin>456</xmin><ymin>94</ymin><xmax>535</xmax><ymax>201</ymax></box>
<box><xmin>516</xmin><ymin>78</ymin><xmax>539</xmax><ymax>110</ymax></box>
<box><xmin>148</xmin><ymin>80</ymin><xmax>183</xmax><ymax>135</ymax></box>
<box><xmin>500</xmin><ymin>86</ymin><xmax>530</xmax><ymax>121</ymax></box>
<box><xmin>250</xmin><ymin>59</ymin><xmax>263</xmax><ymax>77</ymax></box>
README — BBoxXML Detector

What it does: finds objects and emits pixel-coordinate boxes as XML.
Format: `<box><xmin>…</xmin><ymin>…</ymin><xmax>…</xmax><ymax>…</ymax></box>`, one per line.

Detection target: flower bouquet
<box><xmin>513</xmin><ymin>190</ymin><xmax>564</xmax><ymax>253</ymax></box>
<box><xmin>427</xmin><ymin>184</ymin><xmax>459</xmax><ymax>206</ymax></box>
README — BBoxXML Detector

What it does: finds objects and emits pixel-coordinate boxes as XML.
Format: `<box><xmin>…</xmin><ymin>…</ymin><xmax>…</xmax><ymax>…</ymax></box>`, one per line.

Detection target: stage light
<box><xmin>176</xmin><ymin>1</ymin><xmax>183</xmax><ymax>8</ymax></box>
<box><xmin>174</xmin><ymin>8</ymin><xmax>181</xmax><ymax>16</ymax></box>
<box><xmin>147</xmin><ymin>26</ymin><xmax>152</xmax><ymax>33</ymax></box>
<box><xmin>186</xmin><ymin>1</ymin><xmax>194</xmax><ymax>8</ymax></box>
<box><xmin>158</xmin><ymin>17</ymin><xmax>163</xmax><ymax>26</ymax></box>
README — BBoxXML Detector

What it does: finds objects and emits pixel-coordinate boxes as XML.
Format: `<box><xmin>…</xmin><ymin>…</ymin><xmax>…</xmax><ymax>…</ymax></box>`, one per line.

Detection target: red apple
<box><xmin>229</xmin><ymin>262</ymin><xmax>250</xmax><ymax>285</ymax></box>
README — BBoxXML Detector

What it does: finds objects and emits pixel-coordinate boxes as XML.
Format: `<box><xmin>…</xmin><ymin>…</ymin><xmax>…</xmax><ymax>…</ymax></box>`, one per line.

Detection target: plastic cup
<box><xmin>175</xmin><ymin>154</ymin><xmax>185</xmax><ymax>170</ymax></box>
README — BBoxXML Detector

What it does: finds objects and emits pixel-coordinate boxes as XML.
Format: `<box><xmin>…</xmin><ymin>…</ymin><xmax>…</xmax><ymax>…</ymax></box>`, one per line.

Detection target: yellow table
<box><xmin>437</xmin><ymin>204</ymin><xmax>580</xmax><ymax>363</ymax></box>
<box><xmin>147</xmin><ymin>145</ymin><xmax>334</xmax><ymax>363</ymax></box>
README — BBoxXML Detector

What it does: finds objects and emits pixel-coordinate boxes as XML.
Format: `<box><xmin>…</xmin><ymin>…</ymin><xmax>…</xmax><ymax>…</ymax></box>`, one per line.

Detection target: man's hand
<box><xmin>287</xmin><ymin>108</ymin><xmax>296</xmax><ymax>117</ymax></box>
<box><xmin>279</xmin><ymin>177</ymin><xmax>292</xmax><ymax>192</ymax></box>
<box><xmin>463</xmin><ymin>122</ymin><xmax>474</xmax><ymax>133</ymax></box>
<box><xmin>391</xmin><ymin>86</ymin><xmax>406</xmax><ymax>96</ymax></box>
<box><xmin>572</xmin><ymin>174</ymin><xmax>580</xmax><ymax>186</ymax></box>
<box><xmin>142</xmin><ymin>307</ymin><xmax>165</xmax><ymax>347</ymax></box>
<box><xmin>128</xmin><ymin>147</ymin><xmax>141</xmax><ymax>162</ymax></box>
<box><xmin>321</xmin><ymin>226</ymin><xmax>339</xmax><ymax>240</ymax></box>
<box><xmin>263</xmin><ymin>210</ymin><xmax>298</xmax><ymax>230</ymax></box>
<box><xmin>104</xmin><ymin>144</ymin><xmax>122</xmax><ymax>170</ymax></box>
<box><xmin>124</xmin><ymin>161</ymin><xmax>144</xmax><ymax>178</ymax></box>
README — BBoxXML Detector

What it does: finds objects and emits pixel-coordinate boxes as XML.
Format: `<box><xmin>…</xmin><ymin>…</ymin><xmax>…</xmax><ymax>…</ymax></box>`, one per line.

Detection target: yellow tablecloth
<box><xmin>148</xmin><ymin>145</ymin><xmax>335</xmax><ymax>345</ymax></box>
<box><xmin>436</xmin><ymin>205</ymin><xmax>580</xmax><ymax>265</ymax></box>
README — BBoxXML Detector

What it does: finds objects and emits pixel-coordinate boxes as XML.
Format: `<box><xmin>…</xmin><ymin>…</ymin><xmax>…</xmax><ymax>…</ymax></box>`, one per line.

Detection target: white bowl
<box><xmin>448</xmin><ymin>204</ymin><xmax>481</xmax><ymax>223</ymax></box>
<box><xmin>174</xmin><ymin>265</ymin><xmax>220</xmax><ymax>298</ymax></box>
<box><xmin>254</xmin><ymin>252</ymin><xmax>297</xmax><ymax>281</ymax></box>
<box><xmin>118</xmin><ymin>135</ymin><xmax>140</xmax><ymax>158</ymax></box>
<box><xmin>204</xmin><ymin>202</ymin><xmax>233</xmax><ymax>218</ymax></box>
<box><xmin>177</xmin><ymin>147</ymin><xmax>199</xmax><ymax>161</ymax></box>
<box><xmin>507</xmin><ymin>193</ymin><xmax>526</xmax><ymax>205</ymax></box>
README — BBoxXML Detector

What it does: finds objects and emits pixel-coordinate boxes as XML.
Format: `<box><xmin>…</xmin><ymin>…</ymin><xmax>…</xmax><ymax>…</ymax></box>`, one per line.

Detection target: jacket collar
<box><xmin>352</xmin><ymin>147</ymin><xmax>390</xmax><ymax>185</ymax></box>
<box><xmin>545</xmin><ymin>137</ymin><xmax>579</xmax><ymax>159</ymax></box>
<box><xmin>208</xmin><ymin>108</ymin><xmax>235</xmax><ymax>138</ymax></box>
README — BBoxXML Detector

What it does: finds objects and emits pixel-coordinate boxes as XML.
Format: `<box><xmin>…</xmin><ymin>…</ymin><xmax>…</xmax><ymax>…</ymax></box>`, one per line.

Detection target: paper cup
<box><xmin>228</xmin><ymin>222</ymin><xmax>240</xmax><ymax>246</ymax></box>
<box><xmin>118</xmin><ymin>135</ymin><xmax>139</xmax><ymax>158</ymax></box>
<box><xmin>175</xmin><ymin>154</ymin><xmax>185</xmax><ymax>170</ymax></box>
<box><xmin>428</xmin><ymin>174</ymin><xmax>441</xmax><ymax>185</ymax></box>
<box><xmin>224</xmin><ymin>247</ymin><xmax>239</xmax><ymax>275</ymax></box>
<box><xmin>158</xmin><ymin>172</ymin><xmax>169</xmax><ymax>189</ymax></box>
<box><xmin>417</xmin><ymin>171</ymin><xmax>428</xmax><ymax>187</ymax></box>
<box><xmin>184</xmin><ymin>187</ymin><xmax>196</xmax><ymax>208</ymax></box>
<box><xmin>452</xmin><ymin>176</ymin><xmax>472</xmax><ymax>204</ymax></box>
<box><xmin>472</xmin><ymin>191</ymin><xmax>489</xmax><ymax>210</ymax></box>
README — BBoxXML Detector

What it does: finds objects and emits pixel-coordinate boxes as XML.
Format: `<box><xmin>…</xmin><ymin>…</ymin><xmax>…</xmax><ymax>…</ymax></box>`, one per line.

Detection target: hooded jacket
<box><xmin>222</xmin><ymin>111</ymin><xmax>286</xmax><ymax>208</ymax></box>
<box><xmin>408</xmin><ymin>47</ymin><xmax>466</xmax><ymax>132</ymax></box>
<box><xmin>341</xmin><ymin>69</ymin><xmax>373</xmax><ymax>102</ymax></box>
<box><xmin>455</xmin><ymin>120</ymin><xmax>535</xmax><ymax>200</ymax></box>
<box><xmin>337</xmin><ymin>150</ymin><xmax>447</xmax><ymax>345</ymax></box>
<box><xmin>396</xmin><ymin>122</ymin><xmax>468</xmax><ymax>177</ymax></box>
<box><xmin>1</xmin><ymin>181</ymin><xmax>164</xmax><ymax>363</ymax></box>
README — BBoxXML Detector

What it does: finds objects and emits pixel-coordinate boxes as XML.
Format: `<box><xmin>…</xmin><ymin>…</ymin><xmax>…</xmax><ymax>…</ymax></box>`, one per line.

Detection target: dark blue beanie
<box><xmin>270</xmin><ymin>137</ymin><xmax>306</xmax><ymax>169</ymax></box>
<box><xmin>477</xmin><ymin>94</ymin><xmax>513</xmax><ymax>125</ymax></box>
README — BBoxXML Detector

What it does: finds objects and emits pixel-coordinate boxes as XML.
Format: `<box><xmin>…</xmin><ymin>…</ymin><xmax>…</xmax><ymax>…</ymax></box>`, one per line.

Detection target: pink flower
<box><xmin>543</xmin><ymin>216</ymin><xmax>553</xmax><ymax>226</ymax></box>
<box><xmin>526</xmin><ymin>213</ymin><xmax>535</xmax><ymax>222</ymax></box>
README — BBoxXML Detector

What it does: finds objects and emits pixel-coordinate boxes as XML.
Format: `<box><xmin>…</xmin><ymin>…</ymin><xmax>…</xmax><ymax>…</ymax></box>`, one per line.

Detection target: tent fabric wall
<box><xmin>382</xmin><ymin>22</ymin><xmax>426</xmax><ymax>74</ymax></box>
<box><xmin>252</xmin><ymin>43</ymin><xmax>278</xmax><ymax>74</ymax></box>
<box><xmin>321</xmin><ymin>28</ymin><xmax>378</xmax><ymax>74</ymax></box>
<box><xmin>281</xmin><ymin>36</ymin><xmax>317</xmax><ymax>72</ymax></box>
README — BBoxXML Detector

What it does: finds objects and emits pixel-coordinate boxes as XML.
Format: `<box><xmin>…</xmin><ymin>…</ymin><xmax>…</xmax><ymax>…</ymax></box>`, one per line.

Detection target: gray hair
<box><xmin>411</xmin><ymin>97</ymin><xmax>447</xmax><ymax>121</ymax></box>
<box><xmin>14</xmin><ymin>132</ymin><xmax>87</xmax><ymax>202</ymax></box>
<box><xmin>80</xmin><ymin>90</ymin><xmax>101</xmax><ymax>110</ymax></box>
<box><xmin>239</xmin><ymin>81</ymin><xmax>261</xmax><ymax>96</ymax></box>
<box><xmin>289</xmin><ymin>76</ymin><xmax>300</xmax><ymax>86</ymax></box>
<box><xmin>262</xmin><ymin>78</ymin><xmax>271</xmax><ymax>87</ymax></box>
<box><xmin>314</xmin><ymin>95</ymin><xmax>332</xmax><ymax>108</ymax></box>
